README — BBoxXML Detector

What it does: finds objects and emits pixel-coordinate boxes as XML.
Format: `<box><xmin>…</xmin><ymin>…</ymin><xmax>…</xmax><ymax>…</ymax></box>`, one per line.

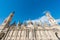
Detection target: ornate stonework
<box><xmin>0</xmin><ymin>11</ymin><xmax>60</xmax><ymax>40</ymax></box>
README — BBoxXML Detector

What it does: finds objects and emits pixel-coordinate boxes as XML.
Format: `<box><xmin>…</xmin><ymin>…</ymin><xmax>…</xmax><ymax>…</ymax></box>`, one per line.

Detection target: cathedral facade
<box><xmin>0</xmin><ymin>11</ymin><xmax>60</xmax><ymax>40</ymax></box>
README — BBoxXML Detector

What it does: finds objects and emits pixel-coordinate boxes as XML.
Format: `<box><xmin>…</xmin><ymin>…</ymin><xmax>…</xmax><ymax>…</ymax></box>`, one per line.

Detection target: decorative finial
<box><xmin>17</xmin><ymin>21</ymin><xmax>21</xmax><ymax>26</ymax></box>
<box><xmin>10</xmin><ymin>21</ymin><xmax>16</xmax><ymax>26</ymax></box>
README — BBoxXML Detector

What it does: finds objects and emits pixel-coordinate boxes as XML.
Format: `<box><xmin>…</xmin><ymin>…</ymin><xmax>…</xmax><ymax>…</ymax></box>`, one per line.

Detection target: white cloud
<box><xmin>26</xmin><ymin>15</ymin><xmax>49</xmax><ymax>24</ymax></box>
<box><xmin>56</xmin><ymin>19</ymin><xmax>60</xmax><ymax>23</ymax></box>
<box><xmin>31</xmin><ymin>16</ymin><xmax>48</xmax><ymax>23</ymax></box>
<box><xmin>26</xmin><ymin>15</ymin><xmax>60</xmax><ymax>25</ymax></box>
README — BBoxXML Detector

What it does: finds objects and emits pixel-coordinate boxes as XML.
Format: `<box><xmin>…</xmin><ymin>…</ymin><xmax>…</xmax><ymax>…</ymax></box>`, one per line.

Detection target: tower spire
<box><xmin>45</xmin><ymin>11</ymin><xmax>58</xmax><ymax>26</ymax></box>
<box><xmin>17</xmin><ymin>21</ymin><xmax>21</xmax><ymax>26</ymax></box>
<box><xmin>2</xmin><ymin>11</ymin><xmax>14</xmax><ymax>26</ymax></box>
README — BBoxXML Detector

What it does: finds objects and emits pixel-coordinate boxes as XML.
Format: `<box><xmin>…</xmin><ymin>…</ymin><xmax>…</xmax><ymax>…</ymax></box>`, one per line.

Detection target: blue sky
<box><xmin>0</xmin><ymin>0</ymin><xmax>60</xmax><ymax>24</ymax></box>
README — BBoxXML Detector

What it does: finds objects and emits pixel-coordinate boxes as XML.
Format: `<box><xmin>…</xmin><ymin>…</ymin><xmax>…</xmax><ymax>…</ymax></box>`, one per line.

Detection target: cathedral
<box><xmin>0</xmin><ymin>11</ymin><xmax>60</xmax><ymax>40</ymax></box>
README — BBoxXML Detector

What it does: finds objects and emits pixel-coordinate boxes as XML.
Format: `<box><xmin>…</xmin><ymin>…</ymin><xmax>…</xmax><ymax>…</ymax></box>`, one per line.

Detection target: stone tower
<box><xmin>2</xmin><ymin>12</ymin><xmax>14</xmax><ymax>26</ymax></box>
<box><xmin>0</xmin><ymin>12</ymin><xmax>14</xmax><ymax>40</ymax></box>
<box><xmin>45</xmin><ymin>11</ymin><xmax>58</xmax><ymax>26</ymax></box>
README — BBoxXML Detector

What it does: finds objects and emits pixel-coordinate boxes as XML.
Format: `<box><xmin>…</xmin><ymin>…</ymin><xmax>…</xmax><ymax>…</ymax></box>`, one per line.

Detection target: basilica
<box><xmin>0</xmin><ymin>11</ymin><xmax>60</xmax><ymax>40</ymax></box>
